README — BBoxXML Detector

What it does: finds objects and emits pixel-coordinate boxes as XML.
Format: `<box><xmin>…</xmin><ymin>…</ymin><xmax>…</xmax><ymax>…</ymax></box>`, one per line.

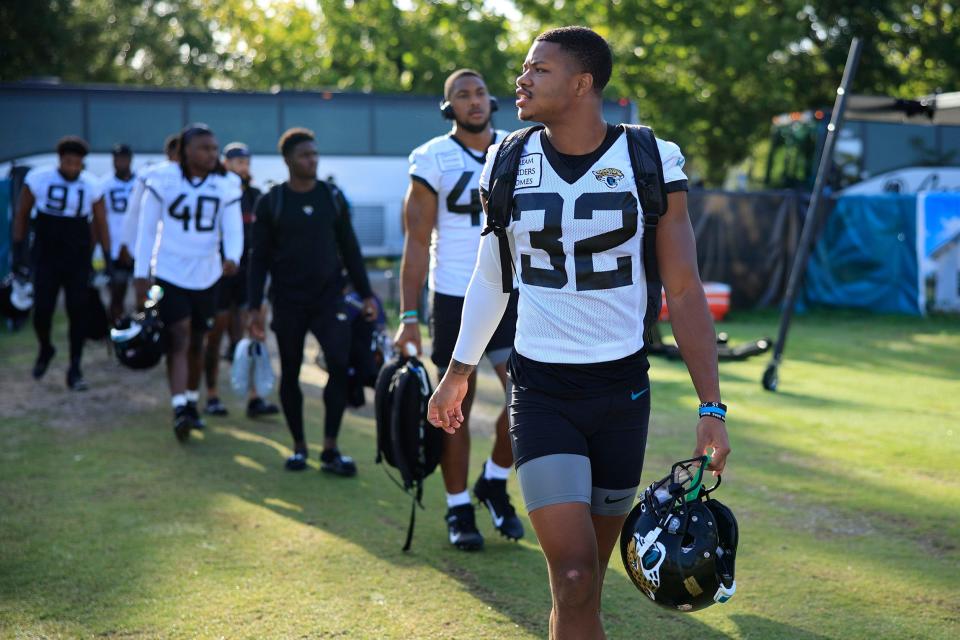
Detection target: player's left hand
<box><xmin>361</xmin><ymin>296</ymin><xmax>378</xmax><ymax>321</ymax></box>
<box><xmin>428</xmin><ymin>373</ymin><xmax>469</xmax><ymax>434</ymax></box>
<box><xmin>222</xmin><ymin>260</ymin><xmax>238</xmax><ymax>277</ymax></box>
<box><xmin>694</xmin><ymin>416</ymin><xmax>731</xmax><ymax>475</ymax></box>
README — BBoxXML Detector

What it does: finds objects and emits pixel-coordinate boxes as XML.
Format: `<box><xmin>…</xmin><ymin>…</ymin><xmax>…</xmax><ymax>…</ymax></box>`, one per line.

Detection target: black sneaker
<box><xmin>173</xmin><ymin>406</ymin><xmax>191</xmax><ymax>443</ymax></box>
<box><xmin>33</xmin><ymin>345</ymin><xmax>56</xmax><ymax>380</ymax></box>
<box><xmin>247</xmin><ymin>397</ymin><xmax>280</xmax><ymax>418</ymax></box>
<box><xmin>320</xmin><ymin>449</ymin><xmax>357</xmax><ymax>477</ymax></box>
<box><xmin>446</xmin><ymin>504</ymin><xmax>484</xmax><ymax>551</ymax></box>
<box><xmin>285</xmin><ymin>451</ymin><xmax>308</xmax><ymax>471</ymax></box>
<box><xmin>66</xmin><ymin>366</ymin><xmax>88</xmax><ymax>392</ymax></box>
<box><xmin>474</xmin><ymin>472</ymin><xmax>525</xmax><ymax>541</ymax></box>
<box><xmin>204</xmin><ymin>397</ymin><xmax>229</xmax><ymax>416</ymax></box>
<box><xmin>186</xmin><ymin>401</ymin><xmax>206</xmax><ymax>431</ymax></box>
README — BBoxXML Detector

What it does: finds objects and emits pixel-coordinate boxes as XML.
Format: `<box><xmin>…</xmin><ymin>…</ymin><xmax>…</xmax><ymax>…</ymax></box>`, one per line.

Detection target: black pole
<box><xmin>762</xmin><ymin>37</ymin><xmax>863</xmax><ymax>391</ymax></box>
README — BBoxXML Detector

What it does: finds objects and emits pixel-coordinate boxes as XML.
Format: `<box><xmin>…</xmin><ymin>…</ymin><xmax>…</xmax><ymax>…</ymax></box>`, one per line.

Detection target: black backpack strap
<box><xmin>482</xmin><ymin>125</ymin><xmax>544</xmax><ymax>293</ymax></box>
<box><xmin>326</xmin><ymin>182</ymin><xmax>348</xmax><ymax>219</ymax></box>
<box><xmin>622</xmin><ymin>124</ymin><xmax>668</xmax><ymax>339</ymax></box>
<box><xmin>268</xmin><ymin>183</ymin><xmax>285</xmax><ymax>227</ymax></box>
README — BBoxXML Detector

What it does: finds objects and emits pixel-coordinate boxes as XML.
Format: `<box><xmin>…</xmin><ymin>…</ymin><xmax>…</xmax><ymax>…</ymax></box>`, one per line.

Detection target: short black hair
<box><xmin>279</xmin><ymin>127</ymin><xmax>315</xmax><ymax>157</ymax></box>
<box><xmin>535</xmin><ymin>26</ymin><xmax>612</xmax><ymax>93</ymax></box>
<box><xmin>56</xmin><ymin>135</ymin><xmax>89</xmax><ymax>157</ymax></box>
<box><xmin>444</xmin><ymin>69</ymin><xmax>485</xmax><ymax>100</ymax></box>
<box><xmin>164</xmin><ymin>133</ymin><xmax>180</xmax><ymax>155</ymax></box>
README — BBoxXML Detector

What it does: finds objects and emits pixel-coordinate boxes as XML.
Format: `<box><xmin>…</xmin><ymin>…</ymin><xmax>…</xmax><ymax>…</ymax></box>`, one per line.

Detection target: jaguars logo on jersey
<box><xmin>594</xmin><ymin>167</ymin><xmax>625</xmax><ymax>189</ymax></box>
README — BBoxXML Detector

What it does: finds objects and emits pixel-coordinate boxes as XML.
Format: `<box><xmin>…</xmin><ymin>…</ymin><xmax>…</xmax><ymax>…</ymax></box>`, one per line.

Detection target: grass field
<box><xmin>1</xmin><ymin>309</ymin><xmax>959</xmax><ymax>639</ymax></box>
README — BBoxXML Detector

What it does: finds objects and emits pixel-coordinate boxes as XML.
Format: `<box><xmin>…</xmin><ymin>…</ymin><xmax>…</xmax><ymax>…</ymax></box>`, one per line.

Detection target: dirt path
<box><xmin>0</xmin><ymin>316</ymin><xmax>503</xmax><ymax>437</ymax></box>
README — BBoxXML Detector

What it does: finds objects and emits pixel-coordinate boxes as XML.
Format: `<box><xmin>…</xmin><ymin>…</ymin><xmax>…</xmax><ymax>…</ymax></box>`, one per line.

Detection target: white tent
<box><xmin>931</xmin><ymin>229</ymin><xmax>960</xmax><ymax>312</ymax></box>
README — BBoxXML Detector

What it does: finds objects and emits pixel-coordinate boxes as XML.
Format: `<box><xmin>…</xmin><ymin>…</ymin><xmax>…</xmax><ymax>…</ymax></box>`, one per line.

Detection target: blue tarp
<box><xmin>921</xmin><ymin>192</ymin><xmax>960</xmax><ymax>259</ymax></box>
<box><xmin>802</xmin><ymin>194</ymin><xmax>922</xmax><ymax>315</ymax></box>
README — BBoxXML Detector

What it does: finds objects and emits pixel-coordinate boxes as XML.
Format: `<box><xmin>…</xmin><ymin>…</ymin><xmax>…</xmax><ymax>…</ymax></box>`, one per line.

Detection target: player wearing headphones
<box><xmin>394</xmin><ymin>69</ymin><xmax>523</xmax><ymax>551</ymax></box>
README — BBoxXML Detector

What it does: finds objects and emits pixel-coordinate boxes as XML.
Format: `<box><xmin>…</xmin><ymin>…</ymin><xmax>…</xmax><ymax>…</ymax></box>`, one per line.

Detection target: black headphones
<box><xmin>440</xmin><ymin>96</ymin><xmax>499</xmax><ymax>120</ymax></box>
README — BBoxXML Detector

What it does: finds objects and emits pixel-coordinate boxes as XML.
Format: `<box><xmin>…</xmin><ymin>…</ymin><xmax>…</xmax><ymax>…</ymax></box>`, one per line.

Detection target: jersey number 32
<box><xmin>514</xmin><ymin>191</ymin><xmax>638</xmax><ymax>292</ymax></box>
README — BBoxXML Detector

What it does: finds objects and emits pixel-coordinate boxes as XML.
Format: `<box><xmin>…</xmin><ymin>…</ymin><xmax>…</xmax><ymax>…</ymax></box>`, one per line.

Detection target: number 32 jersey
<box><xmin>478</xmin><ymin>126</ymin><xmax>688</xmax><ymax>364</ymax></box>
<box><xmin>134</xmin><ymin>165</ymin><xmax>243</xmax><ymax>290</ymax></box>
<box><xmin>409</xmin><ymin>130</ymin><xmax>507</xmax><ymax>296</ymax></box>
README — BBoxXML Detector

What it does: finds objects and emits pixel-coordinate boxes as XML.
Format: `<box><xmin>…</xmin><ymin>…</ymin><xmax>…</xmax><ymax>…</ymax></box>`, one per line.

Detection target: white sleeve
<box><xmin>656</xmin><ymin>139</ymin><xmax>689</xmax><ymax>189</ymax></box>
<box><xmin>133</xmin><ymin>188</ymin><xmax>162</xmax><ymax>279</ymax></box>
<box><xmin>122</xmin><ymin>177</ymin><xmax>147</xmax><ymax>250</ymax></box>
<box><xmin>85</xmin><ymin>173</ymin><xmax>104</xmax><ymax>202</ymax></box>
<box><xmin>478</xmin><ymin>141</ymin><xmax>503</xmax><ymax>193</ymax></box>
<box><xmin>220</xmin><ymin>196</ymin><xmax>244</xmax><ymax>264</ymax></box>
<box><xmin>23</xmin><ymin>168</ymin><xmax>43</xmax><ymax>194</ymax></box>
<box><xmin>451</xmin><ymin>232</ymin><xmax>512</xmax><ymax>366</ymax></box>
<box><xmin>408</xmin><ymin>146</ymin><xmax>442</xmax><ymax>193</ymax></box>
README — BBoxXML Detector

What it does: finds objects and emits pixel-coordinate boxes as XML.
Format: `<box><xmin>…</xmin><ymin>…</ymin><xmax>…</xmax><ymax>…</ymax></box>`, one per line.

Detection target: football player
<box><xmin>248</xmin><ymin>128</ymin><xmax>376</xmax><ymax>475</ymax></box>
<box><xmin>394</xmin><ymin>69</ymin><xmax>523</xmax><ymax>551</ymax></box>
<box><xmin>428</xmin><ymin>27</ymin><xmax>731</xmax><ymax>636</ymax></box>
<box><xmin>133</xmin><ymin>124</ymin><xmax>243</xmax><ymax>442</ymax></box>
<box><xmin>100</xmin><ymin>144</ymin><xmax>137</xmax><ymax>322</ymax></box>
<box><xmin>118</xmin><ymin>133</ymin><xmax>180</xmax><ymax>263</ymax></box>
<box><xmin>11</xmin><ymin>136</ymin><xmax>110</xmax><ymax>390</ymax></box>
<box><xmin>203</xmin><ymin>142</ymin><xmax>278</xmax><ymax>418</ymax></box>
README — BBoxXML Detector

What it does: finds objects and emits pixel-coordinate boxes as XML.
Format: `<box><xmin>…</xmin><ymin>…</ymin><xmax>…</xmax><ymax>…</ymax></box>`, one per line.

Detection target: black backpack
<box><xmin>373</xmin><ymin>355</ymin><xmax>443</xmax><ymax>551</ymax></box>
<box><xmin>483</xmin><ymin>124</ymin><xmax>668</xmax><ymax>339</ymax></box>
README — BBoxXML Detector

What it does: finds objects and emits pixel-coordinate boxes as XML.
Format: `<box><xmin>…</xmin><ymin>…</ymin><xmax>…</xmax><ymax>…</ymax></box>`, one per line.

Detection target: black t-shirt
<box><xmin>248</xmin><ymin>181</ymin><xmax>372</xmax><ymax>309</ymax></box>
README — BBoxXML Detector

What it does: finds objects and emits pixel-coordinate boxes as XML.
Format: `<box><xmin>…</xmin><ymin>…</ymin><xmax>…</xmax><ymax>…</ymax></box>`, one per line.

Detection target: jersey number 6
<box><xmin>513</xmin><ymin>191</ymin><xmax>639</xmax><ymax>291</ymax></box>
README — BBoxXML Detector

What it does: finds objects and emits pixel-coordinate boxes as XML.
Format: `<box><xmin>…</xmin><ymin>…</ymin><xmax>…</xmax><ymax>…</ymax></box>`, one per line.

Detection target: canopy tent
<box><xmin>845</xmin><ymin>91</ymin><xmax>960</xmax><ymax>126</ymax></box>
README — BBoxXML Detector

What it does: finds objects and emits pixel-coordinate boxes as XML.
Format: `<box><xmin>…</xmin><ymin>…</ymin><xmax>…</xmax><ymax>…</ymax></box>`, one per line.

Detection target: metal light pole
<box><xmin>762</xmin><ymin>37</ymin><xmax>864</xmax><ymax>391</ymax></box>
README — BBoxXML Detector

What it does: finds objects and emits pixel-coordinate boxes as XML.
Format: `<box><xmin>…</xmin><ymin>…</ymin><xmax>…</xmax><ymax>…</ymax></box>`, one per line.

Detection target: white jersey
<box><xmin>409</xmin><ymin>130</ymin><xmax>508</xmax><ymax>296</ymax></box>
<box><xmin>100</xmin><ymin>173</ymin><xmax>137</xmax><ymax>259</ymax></box>
<box><xmin>121</xmin><ymin>160</ymin><xmax>177</xmax><ymax>252</ymax></box>
<box><xmin>133</xmin><ymin>164</ymin><xmax>243</xmax><ymax>290</ymax></box>
<box><xmin>471</xmin><ymin>126</ymin><xmax>688</xmax><ymax>364</ymax></box>
<box><xmin>24</xmin><ymin>166</ymin><xmax>103</xmax><ymax>220</ymax></box>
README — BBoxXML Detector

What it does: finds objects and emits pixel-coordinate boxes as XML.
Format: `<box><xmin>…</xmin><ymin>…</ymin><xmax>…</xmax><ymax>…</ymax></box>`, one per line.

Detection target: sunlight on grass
<box><xmin>1</xmin><ymin>310</ymin><xmax>958</xmax><ymax>639</ymax></box>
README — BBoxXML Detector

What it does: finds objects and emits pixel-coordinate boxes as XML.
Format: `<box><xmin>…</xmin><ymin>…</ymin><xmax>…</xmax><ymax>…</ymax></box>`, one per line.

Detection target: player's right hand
<box><xmin>394</xmin><ymin>322</ymin><xmax>422</xmax><ymax>356</ymax></box>
<box><xmin>248</xmin><ymin>309</ymin><xmax>266</xmax><ymax>342</ymax></box>
<box><xmin>428</xmin><ymin>374</ymin><xmax>468</xmax><ymax>434</ymax></box>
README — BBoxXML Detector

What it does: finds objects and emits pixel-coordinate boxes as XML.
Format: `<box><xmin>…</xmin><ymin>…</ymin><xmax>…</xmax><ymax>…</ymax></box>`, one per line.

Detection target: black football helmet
<box><xmin>110</xmin><ymin>298</ymin><xmax>165</xmax><ymax>370</ymax></box>
<box><xmin>620</xmin><ymin>456</ymin><xmax>738</xmax><ymax>612</ymax></box>
<box><xmin>0</xmin><ymin>272</ymin><xmax>34</xmax><ymax>321</ymax></box>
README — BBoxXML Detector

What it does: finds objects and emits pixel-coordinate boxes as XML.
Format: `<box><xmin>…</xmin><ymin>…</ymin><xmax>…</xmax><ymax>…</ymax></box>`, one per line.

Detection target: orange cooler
<box><xmin>659</xmin><ymin>282</ymin><xmax>731</xmax><ymax>322</ymax></box>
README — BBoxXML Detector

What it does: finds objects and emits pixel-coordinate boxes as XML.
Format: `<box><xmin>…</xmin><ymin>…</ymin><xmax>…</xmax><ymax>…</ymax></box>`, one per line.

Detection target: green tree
<box><xmin>205</xmin><ymin>0</ymin><xmax>518</xmax><ymax>95</ymax></box>
<box><xmin>0</xmin><ymin>0</ymin><xmax>219</xmax><ymax>86</ymax></box>
<box><xmin>511</xmin><ymin>0</ymin><xmax>959</xmax><ymax>184</ymax></box>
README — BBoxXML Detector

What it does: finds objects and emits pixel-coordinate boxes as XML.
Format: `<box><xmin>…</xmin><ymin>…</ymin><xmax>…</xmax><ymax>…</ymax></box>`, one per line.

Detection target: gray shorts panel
<box><xmin>517</xmin><ymin>453</ymin><xmax>592</xmax><ymax>513</ymax></box>
<box><xmin>485</xmin><ymin>347</ymin><xmax>512</xmax><ymax>368</ymax></box>
<box><xmin>590</xmin><ymin>485</ymin><xmax>640</xmax><ymax>516</ymax></box>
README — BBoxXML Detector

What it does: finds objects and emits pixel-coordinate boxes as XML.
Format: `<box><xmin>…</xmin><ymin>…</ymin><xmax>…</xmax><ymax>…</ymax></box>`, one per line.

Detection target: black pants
<box><xmin>33</xmin><ymin>255</ymin><xmax>90</xmax><ymax>368</ymax></box>
<box><xmin>271</xmin><ymin>300</ymin><xmax>351</xmax><ymax>447</ymax></box>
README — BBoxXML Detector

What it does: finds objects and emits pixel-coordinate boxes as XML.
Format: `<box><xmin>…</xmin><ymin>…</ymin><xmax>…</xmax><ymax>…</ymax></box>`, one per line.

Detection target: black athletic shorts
<box><xmin>155</xmin><ymin>278</ymin><xmax>220</xmax><ymax>332</ymax></box>
<box><xmin>430</xmin><ymin>289</ymin><xmax>519</xmax><ymax>371</ymax></box>
<box><xmin>217</xmin><ymin>269</ymin><xmax>248</xmax><ymax>312</ymax></box>
<box><xmin>508</xmin><ymin>351</ymin><xmax>651</xmax><ymax>515</ymax></box>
